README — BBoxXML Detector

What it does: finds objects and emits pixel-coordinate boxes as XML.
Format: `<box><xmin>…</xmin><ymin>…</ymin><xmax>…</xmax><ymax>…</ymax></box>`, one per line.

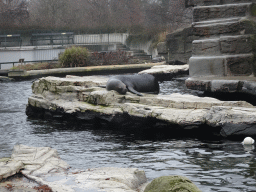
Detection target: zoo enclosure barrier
<box><xmin>30</xmin><ymin>32</ymin><xmax>74</xmax><ymax>46</ymax></box>
<box><xmin>0</xmin><ymin>34</ymin><xmax>22</xmax><ymax>47</ymax></box>
<box><xmin>0</xmin><ymin>32</ymin><xmax>129</xmax><ymax>47</ymax></box>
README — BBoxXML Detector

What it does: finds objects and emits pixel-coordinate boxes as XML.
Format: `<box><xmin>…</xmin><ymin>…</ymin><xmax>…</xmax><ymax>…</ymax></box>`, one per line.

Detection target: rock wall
<box><xmin>185</xmin><ymin>0</ymin><xmax>256</xmax><ymax>95</ymax></box>
<box><xmin>158</xmin><ymin>26</ymin><xmax>198</xmax><ymax>64</ymax></box>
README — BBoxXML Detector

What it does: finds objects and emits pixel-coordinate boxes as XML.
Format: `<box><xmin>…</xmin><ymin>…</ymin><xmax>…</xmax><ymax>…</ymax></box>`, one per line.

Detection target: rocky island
<box><xmin>26</xmin><ymin>74</ymin><xmax>256</xmax><ymax>138</ymax></box>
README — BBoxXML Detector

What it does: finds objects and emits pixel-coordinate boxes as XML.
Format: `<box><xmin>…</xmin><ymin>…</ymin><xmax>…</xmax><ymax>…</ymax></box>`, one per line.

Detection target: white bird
<box><xmin>242</xmin><ymin>137</ymin><xmax>255</xmax><ymax>145</ymax></box>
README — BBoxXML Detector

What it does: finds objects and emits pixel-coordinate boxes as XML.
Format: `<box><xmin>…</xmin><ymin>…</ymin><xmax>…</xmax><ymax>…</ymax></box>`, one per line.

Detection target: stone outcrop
<box><xmin>144</xmin><ymin>176</ymin><xmax>201</xmax><ymax>192</ymax></box>
<box><xmin>0</xmin><ymin>159</ymin><xmax>23</xmax><ymax>181</ymax></box>
<box><xmin>0</xmin><ymin>145</ymin><xmax>147</xmax><ymax>192</ymax></box>
<box><xmin>11</xmin><ymin>145</ymin><xmax>70</xmax><ymax>176</ymax></box>
<box><xmin>0</xmin><ymin>145</ymin><xmax>69</xmax><ymax>182</ymax></box>
<box><xmin>186</xmin><ymin>76</ymin><xmax>256</xmax><ymax>94</ymax></box>
<box><xmin>25</xmin><ymin>75</ymin><xmax>256</xmax><ymax>137</ymax></box>
<box><xmin>158</xmin><ymin>26</ymin><xmax>198</xmax><ymax>64</ymax></box>
<box><xmin>185</xmin><ymin>1</ymin><xmax>256</xmax><ymax>96</ymax></box>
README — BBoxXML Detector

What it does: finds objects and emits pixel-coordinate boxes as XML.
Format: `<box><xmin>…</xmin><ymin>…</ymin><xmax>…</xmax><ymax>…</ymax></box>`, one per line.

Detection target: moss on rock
<box><xmin>144</xmin><ymin>175</ymin><xmax>201</xmax><ymax>192</ymax></box>
<box><xmin>250</xmin><ymin>3</ymin><xmax>256</xmax><ymax>16</ymax></box>
<box><xmin>240</xmin><ymin>19</ymin><xmax>256</xmax><ymax>35</ymax></box>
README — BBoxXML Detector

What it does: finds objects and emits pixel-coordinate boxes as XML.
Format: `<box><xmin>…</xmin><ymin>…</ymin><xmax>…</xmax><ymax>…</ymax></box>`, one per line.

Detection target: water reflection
<box><xmin>0</xmin><ymin>79</ymin><xmax>256</xmax><ymax>191</ymax></box>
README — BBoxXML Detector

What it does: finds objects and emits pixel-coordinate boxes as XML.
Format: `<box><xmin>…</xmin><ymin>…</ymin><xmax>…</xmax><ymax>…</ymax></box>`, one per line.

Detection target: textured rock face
<box><xmin>0</xmin><ymin>145</ymin><xmax>70</xmax><ymax>182</ymax></box>
<box><xmin>11</xmin><ymin>145</ymin><xmax>70</xmax><ymax>176</ymax></box>
<box><xmin>0</xmin><ymin>159</ymin><xmax>23</xmax><ymax>181</ymax></box>
<box><xmin>158</xmin><ymin>26</ymin><xmax>199</xmax><ymax>64</ymax></box>
<box><xmin>144</xmin><ymin>176</ymin><xmax>201</xmax><ymax>192</ymax></box>
<box><xmin>186</xmin><ymin>1</ymin><xmax>256</xmax><ymax>96</ymax></box>
<box><xmin>0</xmin><ymin>145</ymin><xmax>147</xmax><ymax>192</ymax></box>
<box><xmin>26</xmin><ymin>75</ymin><xmax>256</xmax><ymax>137</ymax></box>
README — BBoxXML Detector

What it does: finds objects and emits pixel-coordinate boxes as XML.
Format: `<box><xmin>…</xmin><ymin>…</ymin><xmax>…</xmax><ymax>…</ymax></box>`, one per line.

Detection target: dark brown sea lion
<box><xmin>106</xmin><ymin>74</ymin><xmax>159</xmax><ymax>96</ymax></box>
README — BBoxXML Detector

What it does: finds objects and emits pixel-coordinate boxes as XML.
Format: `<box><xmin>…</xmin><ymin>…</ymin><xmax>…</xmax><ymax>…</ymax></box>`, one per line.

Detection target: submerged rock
<box><xmin>144</xmin><ymin>175</ymin><xmax>201</xmax><ymax>192</ymax></box>
<box><xmin>0</xmin><ymin>76</ymin><xmax>14</xmax><ymax>82</ymax></box>
<box><xmin>26</xmin><ymin>75</ymin><xmax>256</xmax><ymax>137</ymax></box>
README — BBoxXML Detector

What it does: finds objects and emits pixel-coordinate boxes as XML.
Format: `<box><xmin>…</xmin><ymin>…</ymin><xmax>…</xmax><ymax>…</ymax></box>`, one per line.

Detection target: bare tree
<box><xmin>143</xmin><ymin>0</ymin><xmax>192</xmax><ymax>32</ymax></box>
<box><xmin>0</xmin><ymin>0</ymin><xmax>29</xmax><ymax>27</ymax></box>
<box><xmin>16</xmin><ymin>0</ymin><xmax>191</xmax><ymax>34</ymax></box>
<box><xmin>86</xmin><ymin>0</ymin><xmax>111</xmax><ymax>27</ymax></box>
<box><xmin>109</xmin><ymin>0</ymin><xmax>144</xmax><ymax>29</ymax></box>
<box><xmin>29</xmin><ymin>0</ymin><xmax>73</xmax><ymax>28</ymax></box>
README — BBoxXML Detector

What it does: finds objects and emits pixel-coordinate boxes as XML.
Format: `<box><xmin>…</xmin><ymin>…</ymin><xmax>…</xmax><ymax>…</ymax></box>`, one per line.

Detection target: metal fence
<box><xmin>0</xmin><ymin>32</ymin><xmax>129</xmax><ymax>47</ymax></box>
<box><xmin>74</xmin><ymin>33</ymin><xmax>128</xmax><ymax>45</ymax></box>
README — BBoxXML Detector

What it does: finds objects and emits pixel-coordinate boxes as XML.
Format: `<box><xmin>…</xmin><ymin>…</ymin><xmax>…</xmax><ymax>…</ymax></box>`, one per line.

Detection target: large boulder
<box><xmin>144</xmin><ymin>175</ymin><xmax>201</xmax><ymax>192</ymax></box>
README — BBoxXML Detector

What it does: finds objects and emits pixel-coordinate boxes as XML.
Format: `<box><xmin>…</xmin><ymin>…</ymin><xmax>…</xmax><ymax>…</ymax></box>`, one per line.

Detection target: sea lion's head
<box><xmin>106</xmin><ymin>79</ymin><xmax>127</xmax><ymax>94</ymax></box>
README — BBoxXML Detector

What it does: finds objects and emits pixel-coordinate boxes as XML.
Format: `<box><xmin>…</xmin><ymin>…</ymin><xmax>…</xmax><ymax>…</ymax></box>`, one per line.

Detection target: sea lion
<box><xmin>106</xmin><ymin>74</ymin><xmax>159</xmax><ymax>96</ymax></box>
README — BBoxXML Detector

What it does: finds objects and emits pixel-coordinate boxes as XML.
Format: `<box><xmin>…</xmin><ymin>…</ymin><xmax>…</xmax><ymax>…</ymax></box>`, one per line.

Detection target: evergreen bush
<box><xmin>59</xmin><ymin>46</ymin><xmax>90</xmax><ymax>67</ymax></box>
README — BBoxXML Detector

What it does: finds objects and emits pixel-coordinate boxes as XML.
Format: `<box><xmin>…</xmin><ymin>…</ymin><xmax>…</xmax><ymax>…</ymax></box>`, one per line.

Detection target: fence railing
<box><xmin>0</xmin><ymin>33</ymin><xmax>129</xmax><ymax>47</ymax></box>
<box><xmin>74</xmin><ymin>33</ymin><xmax>128</xmax><ymax>45</ymax></box>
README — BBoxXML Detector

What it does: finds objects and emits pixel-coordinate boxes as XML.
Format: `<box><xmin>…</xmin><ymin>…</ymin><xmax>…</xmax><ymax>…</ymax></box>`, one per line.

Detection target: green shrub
<box><xmin>59</xmin><ymin>46</ymin><xmax>90</xmax><ymax>67</ymax></box>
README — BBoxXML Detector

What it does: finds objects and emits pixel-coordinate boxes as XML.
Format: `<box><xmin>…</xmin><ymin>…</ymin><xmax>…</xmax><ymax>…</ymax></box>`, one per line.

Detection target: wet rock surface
<box><xmin>26</xmin><ymin>75</ymin><xmax>256</xmax><ymax>137</ymax></box>
<box><xmin>0</xmin><ymin>145</ymin><xmax>147</xmax><ymax>192</ymax></box>
<box><xmin>0</xmin><ymin>76</ymin><xmax>14</xmax><ymax>82</ymax></box>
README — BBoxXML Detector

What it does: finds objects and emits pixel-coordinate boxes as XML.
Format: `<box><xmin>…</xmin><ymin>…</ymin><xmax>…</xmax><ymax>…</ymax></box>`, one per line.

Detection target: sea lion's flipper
<box><xmin>127</xmin><ymin>86</ymin><xmax>143</xmax><ymax>96</ymax></box>
<box><xmin>98</xmin><ymin>85</ymin><xmax>106</xmax><ymax>88</ymax></box>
